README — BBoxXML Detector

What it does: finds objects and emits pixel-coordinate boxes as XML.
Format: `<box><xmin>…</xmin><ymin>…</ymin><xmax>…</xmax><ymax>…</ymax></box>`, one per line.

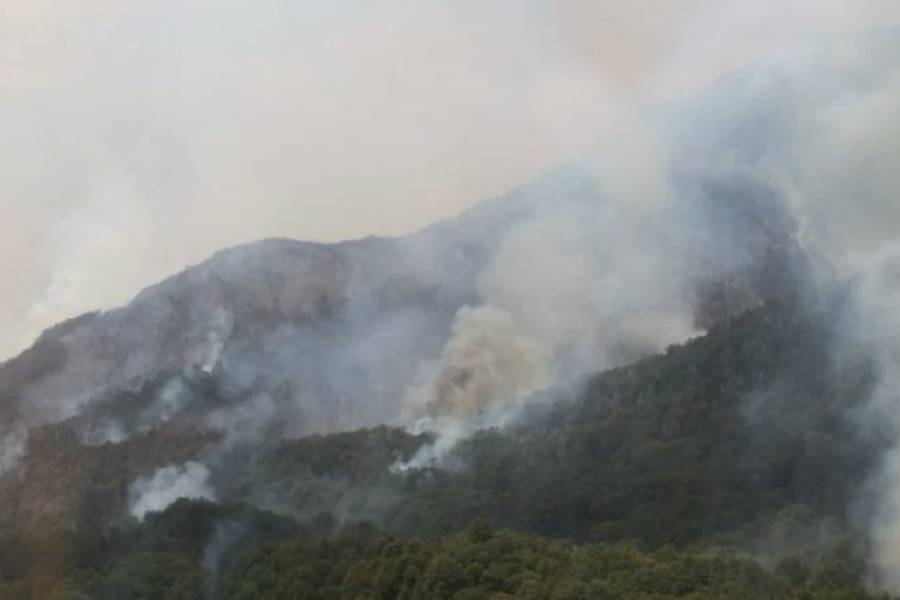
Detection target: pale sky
<box><xmin>2</xmin><ymin>0</ymin><xmax>899</xmax><ymax>359</ymax></box>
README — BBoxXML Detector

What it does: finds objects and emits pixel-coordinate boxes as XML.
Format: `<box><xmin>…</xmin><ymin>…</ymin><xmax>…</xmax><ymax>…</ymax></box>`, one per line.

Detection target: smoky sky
<box><xmin>2</xmin><ymin>0</ymin><xmax>899</xmax><ymax>360</ymax></box>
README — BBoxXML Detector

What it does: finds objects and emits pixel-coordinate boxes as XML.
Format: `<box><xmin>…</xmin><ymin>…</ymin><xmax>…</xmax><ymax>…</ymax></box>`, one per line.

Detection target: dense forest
<box><xmin>3</xmin><ymin>1</ymin><xmax>898</xmax><ymax>597</ymax></box>
<box><xmin>2</xmin><ymin>500</ymin><xmax>875</xmax><ymax>600</ymax></box>
<box><xmin>0</xmin><ymin>293</ymin><xmax>891</xmax><ymax>598</ymax></box>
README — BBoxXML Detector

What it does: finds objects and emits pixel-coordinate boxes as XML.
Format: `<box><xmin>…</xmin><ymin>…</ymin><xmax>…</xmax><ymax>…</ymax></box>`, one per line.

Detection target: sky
<box><xmin>2</xmin><ymin>0</ymin><xmax>900</xmax><ymax>359</ymax></box>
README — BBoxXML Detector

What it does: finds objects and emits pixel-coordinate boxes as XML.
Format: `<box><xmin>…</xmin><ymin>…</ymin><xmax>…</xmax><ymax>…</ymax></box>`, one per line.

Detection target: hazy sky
<box><xmin>2</xmin><ymin>0</ymin><xmax>900</xmax><ymax>359</ymax></box>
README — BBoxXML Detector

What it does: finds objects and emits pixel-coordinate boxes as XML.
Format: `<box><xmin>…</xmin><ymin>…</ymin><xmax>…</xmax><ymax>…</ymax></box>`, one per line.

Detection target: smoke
<box><xmin>3</xmin><ymin>0</ymin><xmax>898</xmax><ymax>495</ymax></box>
<box><xmin>397</xmin><ymin>112</ymin><xmax>697</xmax><ymax>462</ymax></box>
<box><xmin>0</xmin><ymin>430</ymin><xmax>27</xmax><ymax>477</ymax></box>
<box><xmin>3</xmin><ymin>0</ymin><xmax>900</xmax><ymax>589</ymax></box>
<box><xmin>399</xmin><ymin>306</ymin><xmax>550</xmax><ymax>467</ymax></box>
<box><xmin>757</xmin><ymin>44</ymin><xmax>900</xmax><ymax>593</ymax></box>
<box><xmin>129</xmin><ymin>461</ymin><xmax>216</xmax><ymax>520</ymax></box>
<box><xmin>24</xmin><ymin>178</ymin><xmax>172</xmax><ymax>341</ymax></box>
<box><xmin>407</xmin><ymin>306</ymin><xmax>551</xmax><ymax>422</ymax></box>
<box><xmin>395</xmin><ymin>17</ymin><xmax>900</xmax><ymax>588</ymax></box>
<box><xmin>844</xmin><ymin>243</ymin><xmax>900</xmax><ymax>591</ymax></box>
<box><xmin>203</xmin><ymin>520</ymin><xmax>250</xmax><ymax>600</ymax></box>
<box><xmin>477</xmin><ymin>157</ymin><xmax>695</xmax><ymax>373</ymax></box>
<box><xmin>5</xmin><ymin>1</ymin><xmax>900</xmax><ymax>360</ymax></box>
<box><xmin>654</xmin><ymin>27</ymin><xmax>900</xmax><ymax>591</ymax></box>
<box><xmin>0</xmin><ymin>0</ymin><xmax>608</xmax><ymax>359</ymax></box>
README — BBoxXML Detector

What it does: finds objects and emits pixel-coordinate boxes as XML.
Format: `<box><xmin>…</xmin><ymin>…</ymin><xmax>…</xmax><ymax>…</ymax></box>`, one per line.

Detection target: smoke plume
<box><xmin>5</xmin><ymin>0</ymin><xmax>900</xmax><ymax>360</ymax></box>
<box><xmin>407</xmin><ymin>306</ymin><xmax>551</xmax><ymax>422</ymax></box>
<box><xmin>658</xmin><ymin>28</ymin><xmax>900</xmax><ymax>591</ymax></box>
<box><xmin>0</xmin><ymin>430</ymin><xmax>26</xmax><ymax>477</ymax></box>
<box><xmin>129</xmin><ymin>461</ymin><xmax>217</xmax><ymax>520</ymax></box>
<box><xmin>5</xmin><ymin>0</ymin><xmax>900</xmax><ymax>592</ymax></box>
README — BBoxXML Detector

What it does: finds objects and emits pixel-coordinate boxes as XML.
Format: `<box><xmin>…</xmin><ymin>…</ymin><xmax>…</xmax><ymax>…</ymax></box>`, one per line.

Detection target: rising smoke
<box><xmin>5</xmin><ymin>0</ymin><xmax>899</xmax><ymax>361</ymax></box>
<box><xmin>394</xmin><ymin>22</ymin><xmax>900</xmax><ymax>590</ymax></box>
<box><xmin>4</xmin><ymin>0</ymin><xmax>900</xmax><ymax>593</ymax></box>
<box><xmin>657</xmin><ymin>29</ymin><xmax>900</xmax><ymax>590</ymax></box>
<box><xmin>129</xmin><ymin>461</ymin><xmax>217</xmax><ymax>520</ymax></box>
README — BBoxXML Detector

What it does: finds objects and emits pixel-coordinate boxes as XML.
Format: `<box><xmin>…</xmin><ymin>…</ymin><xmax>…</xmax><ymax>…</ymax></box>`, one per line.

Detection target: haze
<box><xmin>2</xmin><ymin>0</ymin><xmax>899</xmax><ymax>359</ymax></box>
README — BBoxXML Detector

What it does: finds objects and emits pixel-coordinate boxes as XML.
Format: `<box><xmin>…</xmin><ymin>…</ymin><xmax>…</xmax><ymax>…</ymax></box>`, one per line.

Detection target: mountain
<box><xmin>0</xmin><ymin>290</ymin><xmax>883</xmax><ymax>599</ymax></box>
<box><xmin>3</xmin><ymin>35</ymin><xmax>898</xmax><ymax>599</ymax></box>
<box><xmin>0</xmin><ymin>165</ymin><xmax>817</xmax><ymax>599</ymax></box>
<box><xmin>0</xmin><ymin>164</ymin><xmax>798</xmax><ymax>451</ymax></box>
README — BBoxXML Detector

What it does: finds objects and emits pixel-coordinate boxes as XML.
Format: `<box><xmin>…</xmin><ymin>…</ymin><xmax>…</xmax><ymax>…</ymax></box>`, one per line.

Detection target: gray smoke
<box><xmin>847</xmin><ymin>245</ymin><xmax>900</xmax><ymax>591</ymax></box>
<box><xmin>129</xmin><ymin>461</ymin><xmax>216</xmax><ymax>520</ymax></box>
<box><xmin>658</xmin><ymin>29</ymin><xmax>900</xmax><ymax>591</ymax></box>
<box><xmin>399</xmin><ymin>147</ymin><xmax>701</xmax><ymax>461</ymax></box>
<box><xmin>0</xmin><ymin>430</ymin><xmax>26</xmax><ymax>477</ymax></box>
<box><xmin>396</xmin><ymin>26</ymin><xmax>900</xmax><ymax>590</ymax></box>
<box><xmin>203</xmin><ymin>520</ymin><xmax>250</xmax><ymax>600</ymax></box>
<box><xmin>4</xmin><ymin>2</ymin><xmax>900</xmax><ymax>591</ymax></box>
<box><xmin>4</xmin><ymin>1</ymin><xmax>900</xmax><ymax>362</ymax></box>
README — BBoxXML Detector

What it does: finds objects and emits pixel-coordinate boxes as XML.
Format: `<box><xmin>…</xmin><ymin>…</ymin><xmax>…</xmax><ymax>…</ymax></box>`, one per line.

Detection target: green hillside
<box><xmin>0</xmin><ymin>294</ymin><xmax>888</xmax><ymax>599</ymax></box>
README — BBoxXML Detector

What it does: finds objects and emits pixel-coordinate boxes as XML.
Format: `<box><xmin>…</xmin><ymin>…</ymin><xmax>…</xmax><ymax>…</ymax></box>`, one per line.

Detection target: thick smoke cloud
<box><xmin>656</xmin><ymin>30</ymin><xmax>900</xmax><ymax>591</ymax></box>
<box><xmin>129</xmin><ymin>461</ymin><xmax>216</xmax><ymax>520</ymax></box>
<box><xmin>0</xmin><ymin>0</ymin><xmax>609</xmax><ymax>359</ymax></box>
<box><xmin>5</xmin><ymin>0</ymin><xmax>900</xmax><ymax>360</ymax></box>
<box><xmin>401</xmin><ymin>145</ymin><xmax>699</xmax><ymax>462</ymax></box>
<box><xmin>5</xmin><ymin>0</ymin><xmax>900</xmax><ymax>592</ymax></box>
<box><xmin>406</xmin><ymin>306</ymin><xmax>550</xmax><ymax>422</ymax></box>
<box><xmin>391</xmin><ymin>21</ymin><xmax>900</xmax><ymax>590</ymax></box>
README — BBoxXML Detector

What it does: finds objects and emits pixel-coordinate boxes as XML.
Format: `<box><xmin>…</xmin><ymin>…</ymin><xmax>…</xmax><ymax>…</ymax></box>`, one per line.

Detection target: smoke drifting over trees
<box><xmin>3</xmin><ymin>1</ymin><xmax>900</xmax><ymax>597</ymax></box>
<box><xmin>129</xmin><ymin>462</ymin><xmax>216</xmax><ymax>520</ymax></box>
<box><xmin>3</xmin><ymin>0</ymin><xmax>900</xmax><ymax>360</ymax></box>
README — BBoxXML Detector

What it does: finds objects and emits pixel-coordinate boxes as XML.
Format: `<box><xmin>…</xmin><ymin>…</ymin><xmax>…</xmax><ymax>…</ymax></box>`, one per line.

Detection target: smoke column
<box><xmin>129</xmin><ymin>461</ymin><xmax>217</xmax><ymax>520</ymax></box>
<box><xmin>5</xmin><ymin>0</ymin><xmax>900</xmax><ymax>360</ymax></box>
<box><xmin>6</xmin><ymin>1</ymin><xmax>900</xmax><ymax>591</ymax></box>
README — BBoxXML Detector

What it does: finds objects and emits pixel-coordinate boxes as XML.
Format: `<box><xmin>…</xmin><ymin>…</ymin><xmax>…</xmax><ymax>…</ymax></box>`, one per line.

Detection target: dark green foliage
<box><xmin>79</xmin><ymin>552</ymin><xmax>205</xmax><ymax>600</ymax></box>
<box><xmin>221</xmin><ymin>523</ymin><xmax>878</xmax><ymax>600</ymax></box>
<box><xmin>0</xmin><ymin>298</ymin><xmax>889</xmax><ymax>598</ymax></box>
<box><xmin>259</xmin><ymin>300</ymin><xmax>877</xmax><ymax>552</ymax></box>
<box><xmin>267</xmin><ymin>426</ymin><xmax>431</xmax><ymax>483</ymax></box>
<box><xmin>4</xmin><ymin>501</ymin><xmax>304</xmax><ymax>600</ymax></box>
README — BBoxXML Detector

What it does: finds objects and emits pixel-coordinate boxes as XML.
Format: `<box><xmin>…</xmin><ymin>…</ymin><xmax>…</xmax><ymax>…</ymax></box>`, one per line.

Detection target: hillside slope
<box><xmin>0</xmin><ymin>293</ymin><xmax>884</xmax><ymax>598</ymax></box>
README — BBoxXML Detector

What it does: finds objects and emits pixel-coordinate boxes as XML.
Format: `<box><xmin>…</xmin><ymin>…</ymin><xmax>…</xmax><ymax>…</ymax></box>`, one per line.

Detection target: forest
<box><xmin>0</xmin><ymin>295</ymin><xmax>890</xmax><ymax>599</ymax></box>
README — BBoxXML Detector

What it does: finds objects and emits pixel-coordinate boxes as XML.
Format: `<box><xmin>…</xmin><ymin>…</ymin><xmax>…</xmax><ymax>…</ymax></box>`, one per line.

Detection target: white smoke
<box><xmin>845</xmin><ymin>245</ymin><xmax>900</xmax><ymax>592</ymax></box>
<box><xmin>128</xmin><ymin>461</ymin><xmax>216</xmax><ymax>520</ymax></box>
<box><xmin>667</xmin><ymin>30</ymin><xmax>900</xmax><ymax>592</ymax></box>
<box><xmin>766</xmin><ymin>45</ymin><xmax>900</xmax><ymax>593</ymax></box>
<box><xmin>0</xmin><ymin>430</ymin><xmax>27</xmax><ymax>477</ymax></box>
<box><xmin>23</xmin><ymin>177</ymin><xmax>180</xmax><ymax>350</ymax></box>
<box><xmin>3</xmin><ymin>2</ymin><xmax>900</xmax><ymax>588</ymax></box>
<box><xmin>478</xmin><ymin>163</ymin><xmax>696</xmax><ymax>373</ymax></box>
<box><xmin>401</xmin><ymin>305</ymin><xmax>551</xmax><ymax>466</ymax></box>
<box><xmin>201</xmin><ymin>308</ymin><xmax>233</xmax><ymax>374</ymax></box>
<box><xmin>391</xmin><ymin>29</ymin><xmax>900</xmax><ymax>590</ymax></box>
<box><xmin>401</xmin><ymin>119</ymin><xmax>698</xmax><ymax>462</ymax></box>
<box><xmin>205</xmin><ymin>392</ymin><xmax>281</xmax><ymax>446</ymax></box>
<box><xmin>406</xmin><ymin>306</ymin><xmax>551</xmax><ymax>422</ymax></box>
<box><xmin>148</xmin><ymin>377</ymin><xmax>191</xmax><ymax>426</ymax></box>
<box><xmin>5</xmin><ymin>1</ymin><xmax>900</xmax><ymax>361</ymax></box>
